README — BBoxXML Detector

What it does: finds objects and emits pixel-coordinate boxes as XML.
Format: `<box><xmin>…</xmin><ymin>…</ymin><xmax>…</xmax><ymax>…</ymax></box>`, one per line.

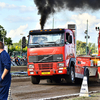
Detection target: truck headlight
<box><xmin>58</xmin><ymin>63</ymin><xmax>64</xmax><ymax>67</ymax></box>
<box><xmin>29</xmin><ymin>64</ymin><xmax>34</xmax><ymax>68</ymax></box>
<box><xmin>30</xmin><ymin>72</ymin><xmax>34</xmax><ymax>74</ymax></box>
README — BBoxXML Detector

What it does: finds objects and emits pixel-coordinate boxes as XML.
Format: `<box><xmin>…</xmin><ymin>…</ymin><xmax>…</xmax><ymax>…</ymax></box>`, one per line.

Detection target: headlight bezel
<box><xmin>58</xmin><ymin>63</ymin><xmax>64</xmax><ymax>67</ymax></box>
<box><xmin>29</xmin><ymin>64</ymin><xmax>34</xmax><ymax>68</ymax></box>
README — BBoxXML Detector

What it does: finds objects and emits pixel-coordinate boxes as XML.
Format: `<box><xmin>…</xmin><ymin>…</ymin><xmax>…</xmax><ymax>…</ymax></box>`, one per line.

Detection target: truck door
<box><xmin>65</xmin><ymin>32</ymin><xmax>74</xmax><ymax>66</ymax></box>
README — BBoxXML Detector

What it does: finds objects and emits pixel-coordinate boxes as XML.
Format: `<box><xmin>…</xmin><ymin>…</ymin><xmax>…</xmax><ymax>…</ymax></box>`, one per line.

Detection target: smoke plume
<box><xmin>34</xmin><ymin>0</ymin><xmax>100</xmax><ymax>29</ymax></box>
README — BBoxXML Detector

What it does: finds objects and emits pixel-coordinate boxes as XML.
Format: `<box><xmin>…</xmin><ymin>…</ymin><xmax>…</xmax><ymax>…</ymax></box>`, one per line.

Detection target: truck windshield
<box><xmin>28</xmin><ymin>33</ymin><xmax>64</xmax><ymax>47</ymax></box>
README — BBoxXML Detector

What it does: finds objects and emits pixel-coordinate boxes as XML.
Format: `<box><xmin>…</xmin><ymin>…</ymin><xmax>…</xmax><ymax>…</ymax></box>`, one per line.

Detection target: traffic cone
<box><xmin>79</xmin><ymin>76</ymin><xmax>89</xmax><ymax>97</ymax></box>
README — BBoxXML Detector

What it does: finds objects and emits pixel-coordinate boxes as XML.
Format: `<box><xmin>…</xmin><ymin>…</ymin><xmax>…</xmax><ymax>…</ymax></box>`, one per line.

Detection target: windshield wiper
<box><xmin>45</xmin><ymin>42</ymin><xmax>57</xmax><ymax>44</ymax></box>
<box><xmin>30</xmin><ymin>43</ymin><xmax>40</xmax><ymax>45</ymax></box>
<box><xmin>29</xmin><ymin>43</ymin><xmax>42</xmax><ymax>47</ymax></box>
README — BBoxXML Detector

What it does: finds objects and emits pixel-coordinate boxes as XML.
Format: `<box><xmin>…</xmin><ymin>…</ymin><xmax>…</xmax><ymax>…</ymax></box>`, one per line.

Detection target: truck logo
<box><xmin>38</xmin><ymin>55</ymin><xmax>52</xmax><ymax>62</ymax></box>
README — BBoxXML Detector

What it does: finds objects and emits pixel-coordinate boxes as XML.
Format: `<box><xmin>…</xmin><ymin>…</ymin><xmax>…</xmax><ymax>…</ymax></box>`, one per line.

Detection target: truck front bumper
<box><xmin>27</xmin><ymin>68</ymin><xmax>67</xmax><ymax>76</ymax></box>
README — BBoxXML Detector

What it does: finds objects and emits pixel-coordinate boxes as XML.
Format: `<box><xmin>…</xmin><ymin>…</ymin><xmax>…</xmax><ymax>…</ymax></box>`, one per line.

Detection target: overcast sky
<box><xmin>0</xmin><ymin>0</ymin><xmax>100</xmax><ymax>45</ymax></box>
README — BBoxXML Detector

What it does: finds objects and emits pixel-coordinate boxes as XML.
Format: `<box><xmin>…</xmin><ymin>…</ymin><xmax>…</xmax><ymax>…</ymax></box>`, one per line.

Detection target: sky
<box><xmin>0</xmin><ymin>0</ymin><xmax>100</xmax><ymax>45</ymax></box>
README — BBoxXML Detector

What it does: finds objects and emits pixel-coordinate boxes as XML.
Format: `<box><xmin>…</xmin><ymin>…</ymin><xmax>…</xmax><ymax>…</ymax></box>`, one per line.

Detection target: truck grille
<box><xmin>38</xmin><ymin>63</ymin><xmax>53</xmax><ymax>70</ymax></box>
<box><xmin>29</xmin><ymin>54</ymin><xmax>63</xmax><ymax>63</ymax></box>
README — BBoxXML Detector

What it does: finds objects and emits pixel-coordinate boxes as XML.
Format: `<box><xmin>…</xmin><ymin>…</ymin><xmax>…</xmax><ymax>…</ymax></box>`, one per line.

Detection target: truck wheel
<box><xmin>84</xmin><ymin>68</ymin><xmax>89</xmax><ymax>85</ymax></box>
<box><xmin>85</xmin><ymin>69</ymin><xmax>89</xmax><ymax>84</ymax></box>
<box><xmin>67</xmin><ymin>67</ymin><xmax>75</xmax><ymax>83</ymax></box>
<box><xmin>31</xmin><ymin>76</ymin><xmax>40</xmax><ymax>84</ymax></box>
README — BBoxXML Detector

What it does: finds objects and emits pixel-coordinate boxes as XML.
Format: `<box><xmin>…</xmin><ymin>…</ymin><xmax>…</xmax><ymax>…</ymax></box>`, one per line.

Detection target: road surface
<box><xmin>10</xmin><ymin>77</ymin><xmax>100</xmax><ymax>100</ymax></box>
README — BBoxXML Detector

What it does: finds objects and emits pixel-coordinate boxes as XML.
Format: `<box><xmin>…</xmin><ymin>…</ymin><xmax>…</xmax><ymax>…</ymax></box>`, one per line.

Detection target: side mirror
<box><xmin>68</xmin><ymin>35</ymin><xmax>72</xmax><ymax>43</ymax></box>
<box><xmin>22</xmin><ymin>36</ymin><xmax>26</xmax><ymax>48</ymax></box>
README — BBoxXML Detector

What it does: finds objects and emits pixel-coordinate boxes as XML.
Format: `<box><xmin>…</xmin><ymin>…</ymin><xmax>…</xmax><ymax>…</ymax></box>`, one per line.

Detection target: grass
<box><xmin>64</xmin><ymin>93</ymin><xmax>100</xmax><ymax>100</ymax></box>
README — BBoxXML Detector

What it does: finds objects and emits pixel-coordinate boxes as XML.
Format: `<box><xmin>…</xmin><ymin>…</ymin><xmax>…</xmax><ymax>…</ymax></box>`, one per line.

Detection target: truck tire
<box><xmin>84</xmin><ymin>68</ymin><xmax>89</xmax><ymax>84</ymax></box>
<box><xmin>67</xmin><ymin>67</ymin><xmax>75</xmax><ymax>83</ymax></box>
<box><xmin>31</xmin><ymin>76</ymin><xmax>40</xmax><ymax>84</ymax></box>
<box><xmin>85</xmin><ymin>69</ymin><xmax>89</xmax><ymax>84</ymax></box>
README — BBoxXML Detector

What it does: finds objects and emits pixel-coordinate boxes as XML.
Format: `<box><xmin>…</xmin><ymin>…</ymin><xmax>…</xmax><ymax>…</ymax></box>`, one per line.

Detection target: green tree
<box><xmin>11</xmin><ymin>39</ymin><xmax>28</xmax><ymax>52</ymax></box>
<box><xmin>0</xmin><ymin>25</ymin><xmax>12</xmax><ymax>46</ymax></box>
<box><xmin>76</xmin><ymin>40</ymin><xmax>86</xmax><ymax>55</ymax></box>
<box><xmin>76</xmin><ymin>40</ymin><xmax>97</xmax><ymax>55</ymax></box>
<box><xmin>5</xmin><ymin>37</ymin><xmax>13</xmax><ymax>45</ymax></box>
<box><xmin>0</xmin><ymin>25</ymin><xmax>6</xmax><ymax>41</ymax></box>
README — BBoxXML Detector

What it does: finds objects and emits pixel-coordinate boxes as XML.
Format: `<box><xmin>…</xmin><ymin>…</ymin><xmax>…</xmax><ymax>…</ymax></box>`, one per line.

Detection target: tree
<box><xmin>76</xmin><ymin>40</ymin><xmax>97</xmax><ymax>55</ymax></box>
<box><xmin>76</xmin><ymin>40</ymin><xmax>86</xmax><ymax>55</ymax></box>
<box><xmin>5</xmin><ymin>37</ymin><xmax>13</xmax><ymax>45</ymax></box>
<box><xmin>12</xmin><ymin>39</ymin><xmax>28</xmax><ymax>52</ymax></box>
<box><xmin>0</xmin><ymin>25</ymin><xmax>13</xmax><ymax>45</ymax></box>
<box><xmin>0</xmin><ymin>25</ymin><xmax>6</xmax><ymax>41</ymax></box>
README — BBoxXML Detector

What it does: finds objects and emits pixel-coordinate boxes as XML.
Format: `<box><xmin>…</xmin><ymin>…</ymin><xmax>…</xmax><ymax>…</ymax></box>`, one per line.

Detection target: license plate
<box><xmin>41</xmin><ymin>72</ymin><xmax>50</xmax><ymax>75</ymax></box>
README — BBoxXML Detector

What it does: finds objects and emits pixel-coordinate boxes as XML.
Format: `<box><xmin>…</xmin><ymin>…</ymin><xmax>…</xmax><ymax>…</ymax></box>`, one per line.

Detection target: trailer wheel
<box><xmin>84</xmin><ymin>68</ymin><xmax>89</xmax><ymax>84</ymax></box>
<box><xmin>31</xmin><ymin>76</ymin><xmax>40</xmax><ymax>84</ymax></box>
<box><xmin>86</xmin><ymin>69</ymin><xmax>89</xmax><ymax>84</ymax></box>
<box><xmin>67</xmin><ymin>67</ymin><xmax>75</xmax><ymax>83</ymax></box>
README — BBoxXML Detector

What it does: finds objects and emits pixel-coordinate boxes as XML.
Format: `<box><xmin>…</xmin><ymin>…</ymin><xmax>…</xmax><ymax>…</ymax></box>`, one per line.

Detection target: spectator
<box><xmin>0</xmin><ymin>41</ymin><xmax>11</xmax><ymax>100</ymax></box>
<box><xmin>11</xmin><ymin>56</ymin><xmax>27</xmax><ymax>66</ymax></box>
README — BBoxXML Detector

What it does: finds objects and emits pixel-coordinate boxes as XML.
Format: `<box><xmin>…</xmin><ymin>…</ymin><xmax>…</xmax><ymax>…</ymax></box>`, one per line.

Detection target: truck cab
<box><xmin>27</xmin><ymin>28</ymin><xmax>76</xmax><ymax>84</ymax></box>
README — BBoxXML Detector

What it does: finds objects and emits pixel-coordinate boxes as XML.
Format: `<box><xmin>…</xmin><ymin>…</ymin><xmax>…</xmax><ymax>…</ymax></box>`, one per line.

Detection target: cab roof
<box><xmin>29</xmin><ymin>28</ymin><xmax>65</xmax><ymax>35</ymax></box>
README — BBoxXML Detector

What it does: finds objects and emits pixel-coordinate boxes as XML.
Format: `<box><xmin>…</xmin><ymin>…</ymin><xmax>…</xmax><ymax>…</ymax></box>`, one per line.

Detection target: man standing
<box><xmin>0</xmin><ymin>41</ymin><xmax>11</xmax><ymax>100</ymax></box>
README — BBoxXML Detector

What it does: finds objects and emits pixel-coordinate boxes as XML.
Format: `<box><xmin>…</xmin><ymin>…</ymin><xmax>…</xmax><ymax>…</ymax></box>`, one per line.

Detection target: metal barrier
<box><xmin>11</xmin><ymin>60</ymin><xmax>27</xmax><ymax>66</ymax></box>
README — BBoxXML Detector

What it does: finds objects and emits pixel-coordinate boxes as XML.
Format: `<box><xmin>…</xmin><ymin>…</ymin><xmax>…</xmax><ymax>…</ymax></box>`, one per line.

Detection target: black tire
<box><xmin>84</xmin><ymin>69</ymin><xmax>89</xmax><ymax>85</ymax></box>
<box><xmin>67</xmin><ymin>67</ymin><xmax>75</xmax><ymax>83</ymax></box>
<box><xmin>86</xmin><ymin>69</ymin><xmax>89</xmax><ymax>84</ymax></box>
<box><xmin>31</xmin><ymin>76</ymin><xmax>40</xmax><ymax>84</ymax></box>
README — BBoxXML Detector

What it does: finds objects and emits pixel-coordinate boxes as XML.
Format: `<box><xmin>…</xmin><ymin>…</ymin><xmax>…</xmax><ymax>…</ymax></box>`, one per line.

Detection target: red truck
<box><xmin>24</xmin><ymin>24</ymin><xmax>100</xmax><ymax>84</ymax></box>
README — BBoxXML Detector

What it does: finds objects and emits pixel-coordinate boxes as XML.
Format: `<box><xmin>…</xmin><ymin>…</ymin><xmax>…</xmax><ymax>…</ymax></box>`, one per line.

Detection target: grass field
<box><xmin>66</xmin><ymin>93</ymin><xmax>100</xmax><ymax>100</ymax></box>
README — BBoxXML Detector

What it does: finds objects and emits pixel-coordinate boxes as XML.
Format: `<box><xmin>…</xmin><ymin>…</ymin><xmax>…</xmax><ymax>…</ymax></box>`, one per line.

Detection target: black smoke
<box><xmin>34</xmin><ymin>0</ymin><xmax>100</xmax><ymax>29</ymax></box>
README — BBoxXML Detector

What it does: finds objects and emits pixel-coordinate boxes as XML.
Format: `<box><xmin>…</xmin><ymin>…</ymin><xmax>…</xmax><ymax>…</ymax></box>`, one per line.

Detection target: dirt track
<box><xmin>11</xmin><ymin>78</ymin><xmax>80</xmax><ymax>100</ymax></box>
<box><xmin>11</xmin><ymin>66</ymin><xmax>27</xmax><ymax>72</ymax></box>
<box><xmin>10</xmin><ymin>66</ymin><xmax>100</xmax><ymax>100</ymax></box>
<box><xmin>11</xmin><ymin>76</ymin><xmax>100</xmax><ymax>100</ymax></box>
